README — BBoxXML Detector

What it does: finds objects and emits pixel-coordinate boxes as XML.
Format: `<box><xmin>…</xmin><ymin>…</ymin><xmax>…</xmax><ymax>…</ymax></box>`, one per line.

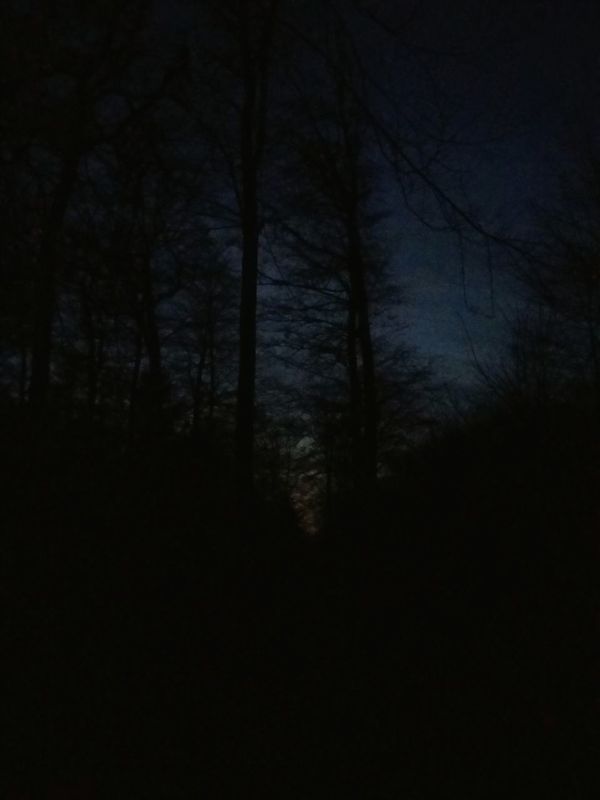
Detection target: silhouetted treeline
<box><xmin>2</xmin><ymin>1</ymin><xmax>599</xmax><ymax>798</ymax></box>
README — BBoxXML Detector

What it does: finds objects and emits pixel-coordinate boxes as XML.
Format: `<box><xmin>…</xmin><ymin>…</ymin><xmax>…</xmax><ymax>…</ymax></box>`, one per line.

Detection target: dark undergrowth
<box><xmin>3</xmin><ymin>405</ymin><xmax>599</xmax><ymax>799</ymax></box>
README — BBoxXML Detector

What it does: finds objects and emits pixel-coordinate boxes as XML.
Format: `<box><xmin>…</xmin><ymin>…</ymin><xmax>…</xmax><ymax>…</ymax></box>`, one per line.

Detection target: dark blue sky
<box><xmin>158</xmin><ymin>0</ymin><xmax>600</xmax><ymax>388</ymax></box>
<box><xmin>395</xmin><ymin>0</ymin><xmax>600</xmax><ymax>386</ymax></box>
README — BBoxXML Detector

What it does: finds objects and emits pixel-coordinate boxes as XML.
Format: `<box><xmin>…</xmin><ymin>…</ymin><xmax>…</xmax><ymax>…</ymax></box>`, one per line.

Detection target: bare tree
<box><xmin>186</xmin><ymin>0</ymin><xmax>286</xmax><ymax>525</ymax></box>
<box><xmin>522</xmin><ymin>147</ymin><xmax>600</xmax><ymax>409</ymax></box>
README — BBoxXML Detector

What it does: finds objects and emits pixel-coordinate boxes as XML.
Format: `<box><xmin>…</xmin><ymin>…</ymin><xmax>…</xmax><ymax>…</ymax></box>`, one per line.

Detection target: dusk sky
<box><xmin>153</xmin><ymin>0</ymin><xmax>600</xmax><ymax>387</ymax></box>
<box><xmin>390</xmin><ymin>0</ymin><xmax>600</xmax><ymax>384</ymax></box>
<box><xmin>5</xmin><ymin>3</ymin><xmax>599</xmax><ymax>796</ymax></box>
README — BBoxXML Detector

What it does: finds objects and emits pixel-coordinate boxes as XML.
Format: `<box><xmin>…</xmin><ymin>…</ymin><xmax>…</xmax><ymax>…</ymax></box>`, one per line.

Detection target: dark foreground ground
<box><xmin>4</xmin><ymin>415</ymin><xmax>599</xmax><ymax>798</ymax></box>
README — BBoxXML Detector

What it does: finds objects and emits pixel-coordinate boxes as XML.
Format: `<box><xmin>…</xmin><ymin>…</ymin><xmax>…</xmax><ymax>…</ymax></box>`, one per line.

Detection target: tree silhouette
<box><xmin>2</xmin><ymin>4</ymin><xmax>598</xmax><ymax>798</ymax></box>
<box><xmin>523</xmin><ymin>146</ymin><xmax>600</xmax><ymax>410</ymax></box>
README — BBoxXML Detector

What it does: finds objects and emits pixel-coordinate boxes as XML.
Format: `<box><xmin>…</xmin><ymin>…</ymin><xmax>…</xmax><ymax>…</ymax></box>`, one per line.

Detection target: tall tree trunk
<box><xmin>208</xmin><ymin>312</ymin><xmax>216</xmax><ymax>422</ymax></box>
<box><xmin>141</xmin><ymin>255</ymin><xmax>164</xmax><ymax>433</ymax></box>
<box><xmin>324</xmin><ymin>437</ymin><xmax>335</xmax><ymax>528</ymax></box>
<box><xmin>81</xmin><ymin>288</ymin><xmax>99</xmax><ymax>421</ymax></box>
<box><xmin>29</xmin><ymin>155</ymin><xmax>80</xmax><ymax>420</ymax></box>
<box><xmin>347</xmin><ymin>221</ymin><xmax>378</xmax><ymax>489</ymax></box>
<box><xmin>235</xmin><ymin>157</ymin><xmax>259</xmax><ymax>503</ymax></box>
<box><xmin>192</xmin><ymin>349</ymin><xmax>205</xmax><ymax>432</ymax></box>
<box><xmin>142</xmin><ymin>259</ymin><xmax>162</xmax><ymax>381</ymax></box>
<box><xmin>128</xmin><ymin>332</ymin><xmax>143</xmax><ymax>443</ymax></box>
<box><xmin>346</xmin><ymin>302</ymin><xmax>363</xmax><ymax>487</ymax></box>
<box><xmin>234</xmin><ymin>0</ymin><xmax>279</xmax><ymax>527</ymax></box>
<box><xmin>18</xmin><ymin>339</ymin><xmax>28</xmax><ymax>408</ymax></box>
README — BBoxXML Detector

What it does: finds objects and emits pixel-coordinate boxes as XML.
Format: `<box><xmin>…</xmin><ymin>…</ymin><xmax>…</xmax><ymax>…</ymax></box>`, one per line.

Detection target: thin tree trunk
<box><xmin>192</xmin><ymin>350</ymin><xmax>205</xmax><ymax>432</ymax></box>
<box><xmin>128</xmin><ymin>332</ymin><xmax>143</xmax><ymax>443</ymax></box>
<box><xmin>81</xmin><ymin>289</ymin><xmax>99</xmax><ymax>420</ymax></box>
<box><xmin>324</xmin><ymin>438</ymin><xmax>335</xmax><ymax>528</ymax></box>
<box><xmin>234</xmin><ymin>0</ymin><xmax>279</xmax><ymax>527</ymax></box>
<box><xmin>141</xmin><ymin>255</ymin><xmax>164</xmax><ymax>433</ymax></box>
<box><xmin>87</xmin><ymin>340</ymin><xmax>99</xmax><ymax>420</ymax></box>
<box><xmin>142</xmin><ymin>260</ymin><xmax>162</xmax><ymax>381</ymax></box>
<box><xmin>348</xmin><ymin>221</ymin><xmax>378</xmax><ymax>489</ymax></box>
<box><xmin>346</xmin><ymin>302</ymin><xmax>363</xmax><ymax>486</ymax></box>
<box><xmin>236</xmin><ymin>56</ymin><xmax>260</xmax><ymax>511</ymax></box>
<box><xmin>19</xmin><ymin>340</ymin><xmax>28</xmax><ymax>408</ymax></box>
<box><xmin>357</xmin><ymin>283</ymin><xmax>378</xmax><ymax>486</ymax></box>
<box><xmin>208</xmin><ymin>315</ymin><xmax>216</xmax><ymax>422</ymax></box>
<box><xmin>29</xmin><ymin>154</ymin><xmax>80</xmax><ymax>420</ymax></box>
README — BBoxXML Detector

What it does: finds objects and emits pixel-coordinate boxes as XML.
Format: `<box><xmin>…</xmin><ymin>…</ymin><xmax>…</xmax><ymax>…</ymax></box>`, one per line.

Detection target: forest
<box><xmin>3</xmin><ymin>1</ymin><xmax>599</xmax><ymax>797</ymax></box>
